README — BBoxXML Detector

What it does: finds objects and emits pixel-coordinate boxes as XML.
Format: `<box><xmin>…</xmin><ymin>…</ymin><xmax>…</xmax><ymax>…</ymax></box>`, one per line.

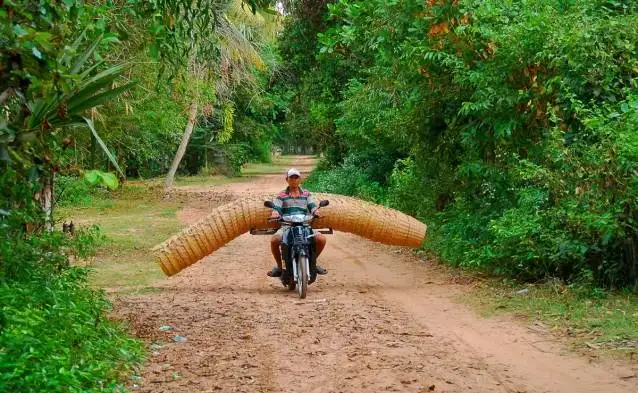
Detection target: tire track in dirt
<box><xmin>117</xmin><ymin>235</ymin><xmax>283</xmax><ymax>393</ymax></box>
<box><xmin>114</xmin><ymin>156</ymin><xmax>637</xmax><ymax>393</ymax></box>
<box><xmin>328</xmin><ymin>238</ymin><xmax>512</xmax><ymax>392</ymax></box>
<box><xmin>328</xmin><ymin>235</ymin><xmax>638</xmax><ymax>393</ymax></box>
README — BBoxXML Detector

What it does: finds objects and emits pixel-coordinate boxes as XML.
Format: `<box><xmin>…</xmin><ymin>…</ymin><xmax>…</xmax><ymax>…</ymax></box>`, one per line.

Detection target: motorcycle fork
<box><xmin>290</xmin><ymin>244</ymin><xmax>312</xmax><ymax>283</ymax></box>
<box><xmin>280</xmin><ymin>229</ymin><xmax>314</xmax><ymax>282</ymax></box>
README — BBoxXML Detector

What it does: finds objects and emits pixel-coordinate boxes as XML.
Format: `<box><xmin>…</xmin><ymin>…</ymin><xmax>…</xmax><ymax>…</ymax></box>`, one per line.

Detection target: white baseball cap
<box><xmin>286</xmin><ymin>168</ymin><xmax>301</xmax><ymax>178</ymax></box>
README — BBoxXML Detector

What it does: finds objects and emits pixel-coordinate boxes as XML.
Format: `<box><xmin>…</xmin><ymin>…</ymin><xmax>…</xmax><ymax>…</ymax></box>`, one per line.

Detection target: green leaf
<box><xmin>79</xmin><ymin>62</ymin><xmax>124</xmax><ymax>86</ymax></box>
<box><xmin>83</xmin><ymin>170</ymin><xmax>119</xmax><ymax>190</ymax></box>
<box><xmin>13</xmin><ymin>25</ymin><xmax>27</xmax><ymax>37</ymax></box>
<box><xmin>26</xmin><ymin>97</ymin><xmax>61</xmax><ymax>129</ymax></box>
<box><xmin>84</xmin><ymin>170</ymin><xmax>101</xmax><ymax>185</ymax></box>
<box><xmin>68</xmin><ymin>82</ymin><xmax>134</xmax><ymax>114</ymax></box>
<box><xmin>71</xmin><ymin>35</ymin><xmax>103</xmax><ymax>74</ymax></box>
<box><xmin>31</xmin><ymin>47</ymin><xmax>43</xmax><ymax>60</ymax></box>
<box><xmin>83</xmin><ymin>117</ymin><xmax>125</xmax><ymax>179</ymax></box>
<box><xmin>66</xmin><ymin>72</ymin><xmax>122</xmax><ymax>110</ymax></box>
<box><xmin>60</xmin><ymin>28</ymin><xmax>88</xmax><ymax>67</ymax></box>
<box><xmin>149</xmin><ymin>43</ymin><xmax>159</xmax><ymax>60</ymax></box>
<box><xmin>100</xmin><ymin>172</ymin><xmax>119</xmax><ymax>190</ymax></box>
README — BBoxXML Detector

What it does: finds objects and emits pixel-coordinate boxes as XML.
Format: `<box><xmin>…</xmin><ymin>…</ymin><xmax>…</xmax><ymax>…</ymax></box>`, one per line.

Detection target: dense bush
<box><xmin>283</xmin><ymin>0</ymin><xmax>638</xmax><ymax>287</ymax></box>
<box><xmin>0</xmin><ymin>228</ymin><xmax>144</xmax><ymax>393</ymax></box>
<box><xmin>55</xmin><ymin>175</ymin><xmax>114</xmax><ymax>207</ymax></box>
<box><xmin>304</xmin><ymin>153</ymin><xmax>390</xmax><ymax>203</ymax></box>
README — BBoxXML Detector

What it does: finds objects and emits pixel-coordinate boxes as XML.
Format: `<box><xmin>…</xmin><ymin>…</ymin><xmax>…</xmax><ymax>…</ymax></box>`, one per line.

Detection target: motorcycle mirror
<box><xmin>319</xmin><ymin>200</ymin><xmax>329</xmax><ymax>207</ymax></box>
<box><xmin>264</xmin><ymin>200</ymin><xmax>275</xmax><ymax>208</ymax></box>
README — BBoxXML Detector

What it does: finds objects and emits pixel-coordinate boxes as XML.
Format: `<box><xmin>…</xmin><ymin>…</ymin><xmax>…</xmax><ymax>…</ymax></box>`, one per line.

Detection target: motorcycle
<box><xmin>250</xmin><ymin>199</ymin><xmax>332</xmax><ymax>299</ymax></box>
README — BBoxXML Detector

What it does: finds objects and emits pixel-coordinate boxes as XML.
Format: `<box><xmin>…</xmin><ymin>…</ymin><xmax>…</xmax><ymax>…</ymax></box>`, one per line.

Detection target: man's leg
<box><xmin>314</xmin><ymin>233</ymin><xmax>327</xmax><ymax>275</ymax></box>
<box><xmin>315</xmin><ymin>233</ymin><xmax>326</xmax><ymax>256</ymax></box>
<box><xmin>268</xmin><ymin>234</ymin><xmax>283</xmax><ymax>277</ymax></box>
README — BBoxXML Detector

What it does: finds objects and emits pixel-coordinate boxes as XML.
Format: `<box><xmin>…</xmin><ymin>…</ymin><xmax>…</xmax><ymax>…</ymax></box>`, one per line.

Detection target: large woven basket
<box><xmin>153</xmin><ymin>192</ymin><xmax>426</xmax><ymax>276</ymax></box>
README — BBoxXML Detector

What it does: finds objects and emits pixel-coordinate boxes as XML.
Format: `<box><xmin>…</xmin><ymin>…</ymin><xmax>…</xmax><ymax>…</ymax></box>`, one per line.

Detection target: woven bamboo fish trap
<box><xmin>153</xmin><ymin>192</ymin><xmax>427</xmax><ymax>276</ymax></box>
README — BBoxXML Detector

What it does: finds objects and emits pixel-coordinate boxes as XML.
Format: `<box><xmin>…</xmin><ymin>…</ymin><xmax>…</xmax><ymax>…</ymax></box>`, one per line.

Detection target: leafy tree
<box><xmin>159</xmin><ymin>0</ymin><xmax>278</xmax><ymax>196</ymax></box>
<box><xmin>1</xmin><ymin>1</ymin><xmax>136</xmax><ymax>230</ymax></box>
<box><xmin>286</xmin><ymin>0</ymin><xmax>638</xmax><ymax>286</ymax></box>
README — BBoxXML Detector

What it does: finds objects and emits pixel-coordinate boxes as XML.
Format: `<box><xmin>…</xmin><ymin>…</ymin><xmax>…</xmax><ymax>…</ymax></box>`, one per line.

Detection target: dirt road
<box><xmin>116</xmin><ymin>156</ymin><xmax>637</xmax><ymax>393</ymax></box>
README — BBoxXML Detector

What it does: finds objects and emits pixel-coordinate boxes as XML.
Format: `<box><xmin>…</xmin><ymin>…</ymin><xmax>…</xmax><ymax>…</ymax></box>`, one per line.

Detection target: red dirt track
<box><xmin>115</xmin><ymin>156</ymin><xmax>637</xmax><ymax>393</ymax></box>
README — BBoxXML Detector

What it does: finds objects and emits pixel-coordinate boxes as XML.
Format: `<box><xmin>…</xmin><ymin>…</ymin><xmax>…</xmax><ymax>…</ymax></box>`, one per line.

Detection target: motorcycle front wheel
<box><xmin>297</xmin><ymin>255</ymin><xmax>308</xmax><ymax>299</ymax></box>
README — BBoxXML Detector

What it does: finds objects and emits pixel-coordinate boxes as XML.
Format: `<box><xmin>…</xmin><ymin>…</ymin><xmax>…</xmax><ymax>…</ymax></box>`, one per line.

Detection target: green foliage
<box><xmin>386</xmin><ymin>157</ymin><xmax>428</xmax><ymax>219</ymax></box>
<box><xmin>56</xmin><ymin>171</ymin><xmax>124</xmax><ymax>208</ymax></box>
<box><xmin>218</xmin><ymin>102</ymin><xmax>236</xmax><ymax>144</ymax></box>
<box><xmin>0</xmin><ymin>227</ymin><xmax>144</xmax><ymax>393</ymax></box>
<box><xmin>0</xmin><ymin>168</ymin><xmax>42</xmax><ymax>232</ymax></box>
<box><xmin>84</xmin><ymin>118</ymin><xmax>126</xmax><ymax>179</ymax></box>
<box><xmin>0</xmin><ymin>1</ymin><xmax>180</xmax><ymax>389</ymax></box>
<box><xmin>1</xmin><ymin>24</ymin><xmax>132</xmax><ymax>178</ymax></box>
<box><xmin>90</xmin><ymin>62</ymin><xmax>187</xmax><ymax>178</ymax></box>
<box><xmin>273</xmin><ymin>1</ymin><xmax>344</xmax><ymax>153</ymax></box>
<box><xmin>0</xmin><ymin>276</ymin><xmax>143</xmax><ymax>393</ymax></box>
<box><xmin>305</xmin><ymin>154</ymin><xmax>387</xmax><ymax>204</ymax></box>
<box><xmin>84</xmin><ymin>171</ymin><xmax>120</xmax><ymax>191</ymax></box>
<box><xmin>223</xmin><ymin>143</ymin><xmax>251</xmax><ymax>176</ymax></box>
<box><xmin>55</xmin><ymin>175</ymin><xmax>101</xmax><ymax>207</ymax></box>
<box><xmin>283</xmin><ymin>0</ymin><xmax>638</xmax><ymax>287</ymax></box>
<box><xmin>247</xmin><ymin>133</ymin><xmax>275</xmax><ymax>163</ymax></box>
<box><xmin>141</xmin><ymin>0</ymin><xmax>272</xmax><ymax>78</ymax></box>
<box><xmin>78</xmin><ymin>1</ymin><xmax>285</xmax><ymax>179</ymax></box>
<box><xmin>1</xmin><ymin>1</ymin><xmax>135</xmax><ymax>229</ymax></box>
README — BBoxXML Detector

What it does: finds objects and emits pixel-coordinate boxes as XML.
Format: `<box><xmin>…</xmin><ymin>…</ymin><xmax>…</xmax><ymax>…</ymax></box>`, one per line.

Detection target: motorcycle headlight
<box><xmin>283</xmin><ymin>214</ymin><xmax>306</xmax><ymax>223</ymax></box>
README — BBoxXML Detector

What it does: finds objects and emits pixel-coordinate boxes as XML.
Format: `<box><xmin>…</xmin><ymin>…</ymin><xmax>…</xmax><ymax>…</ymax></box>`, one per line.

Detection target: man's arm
<box><xmin>272</xmin><ymin>194</ymin><xmax>284</xmax><ymax>217</ymax></box>
<box><xmin>307</xmin><ymin>193</ymin><xmax>319</xmax><ymax>215</ymax></box>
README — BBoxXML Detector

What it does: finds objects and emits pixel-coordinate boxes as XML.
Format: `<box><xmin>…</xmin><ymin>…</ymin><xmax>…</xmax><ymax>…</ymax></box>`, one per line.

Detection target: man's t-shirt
<box><xmin>272</xmin><ymin>187</ymin><xmax>317</xmax><ymax>215</ymax></box>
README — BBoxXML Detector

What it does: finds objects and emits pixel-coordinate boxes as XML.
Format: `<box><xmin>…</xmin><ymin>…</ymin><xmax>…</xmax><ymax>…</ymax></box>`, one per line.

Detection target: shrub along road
<box><xmin>113</xmin><ymin>156</ymin><xmax>637</xmax><ymax>393</ymax></box>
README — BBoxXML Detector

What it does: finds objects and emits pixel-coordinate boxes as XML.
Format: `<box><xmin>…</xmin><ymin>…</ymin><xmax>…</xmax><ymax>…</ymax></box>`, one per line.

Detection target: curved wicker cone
<box><xmin>154</xmin><ymin>193</ymin><xmax>427</xmax><ymax>276</ymax></box>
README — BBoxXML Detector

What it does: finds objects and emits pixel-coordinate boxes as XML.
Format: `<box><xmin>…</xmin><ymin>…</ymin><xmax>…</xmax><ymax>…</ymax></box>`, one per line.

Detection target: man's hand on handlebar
<box><xmin>312</xmin><ymin>208</ymin><xmax>321</xmax><ymax>218</ymax></box>
<box><xmin>270</xmin><ymin>210</ymin><xmax>281</xmax><ymax>219</ymax></box>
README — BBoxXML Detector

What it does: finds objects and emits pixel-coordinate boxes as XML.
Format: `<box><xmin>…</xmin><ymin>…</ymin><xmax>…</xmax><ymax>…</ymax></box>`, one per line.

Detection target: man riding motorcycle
<box><xmin>267</xmin><ymin>168</ymin><xmax>328</xmax><ymax>277</ymax></box>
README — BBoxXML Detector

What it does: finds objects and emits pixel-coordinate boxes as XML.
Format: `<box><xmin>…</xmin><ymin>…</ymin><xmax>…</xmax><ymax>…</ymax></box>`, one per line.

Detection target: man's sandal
<box><xmin>267</xmin><ymin>266</ymin><xmax>283</xmax><ymax>277</ymax></box>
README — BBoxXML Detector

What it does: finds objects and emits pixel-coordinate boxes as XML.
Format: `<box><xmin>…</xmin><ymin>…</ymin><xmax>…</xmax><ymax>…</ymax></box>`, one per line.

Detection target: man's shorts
<box><xmin>274</xmin><ymin>226</ymin><xmax>288</xmax><ymax>238</ymax></box>
<box><xmin>274</xmin><ymin>226</ymin><xmax>319</xmax><ymax>245</ymax></box>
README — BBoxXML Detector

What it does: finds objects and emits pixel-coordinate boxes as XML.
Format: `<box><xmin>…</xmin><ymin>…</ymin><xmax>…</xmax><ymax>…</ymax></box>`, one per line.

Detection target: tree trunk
<box><xmin>624</xmin><ymin>237</ymin><xmax>637</xmax><ymax>284</ymax></box>
<box><xmin>165</xmin><ymin>102</ymin><xmax>199</xmax><ymax>199</ymax></box>
<box><xmin>0</xmin><ymin>88</ymin><xmax>13</xmax><ymax>105</ymax></box>
<box><xmin>40</xmin><ymin>173</ymin><xmax>54</xmax><ymax>232</ymax></box>
<box><xmin>90</xmin><ymin>131</ymin><xmax>97</xmax><ymax>169</ymax></box>
<box><xmin>204</xmin><ymin>145</ymin><xmax>208</xmax><ymax>173</ymax></box>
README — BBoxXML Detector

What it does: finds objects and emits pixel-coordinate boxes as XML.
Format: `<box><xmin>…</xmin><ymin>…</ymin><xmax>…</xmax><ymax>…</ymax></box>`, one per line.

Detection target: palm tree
<box><xmin>1</xmin><ymin>32</ymin><xmax>132</xmax><ymax>231</ymax></box>
<box><xmin>164</xmin><ymin>0</ymin><xmax>280</xmax><ymax>197</ymax></box>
